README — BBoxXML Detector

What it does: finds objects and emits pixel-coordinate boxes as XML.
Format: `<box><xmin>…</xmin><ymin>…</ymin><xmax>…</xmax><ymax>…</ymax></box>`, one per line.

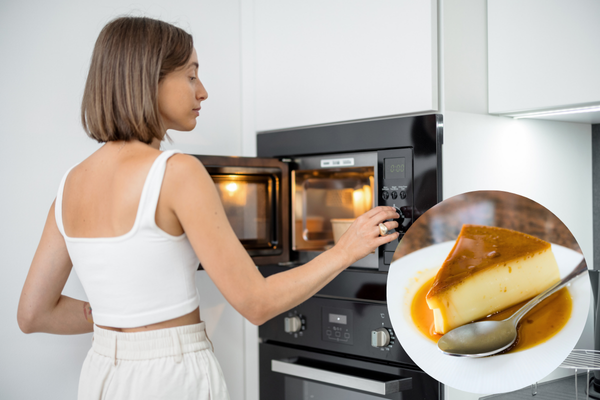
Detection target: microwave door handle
<box><xmin>271</xmin><ymin>359</ymin><xmax>412</xmax><ymax>395</ymax></box>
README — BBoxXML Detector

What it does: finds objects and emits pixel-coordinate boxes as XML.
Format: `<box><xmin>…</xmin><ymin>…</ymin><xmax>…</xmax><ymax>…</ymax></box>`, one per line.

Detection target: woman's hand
<box><xmin>333</xmin><ymin>206</ymin><xmax>400</xmax><ymax>266</ymax></box>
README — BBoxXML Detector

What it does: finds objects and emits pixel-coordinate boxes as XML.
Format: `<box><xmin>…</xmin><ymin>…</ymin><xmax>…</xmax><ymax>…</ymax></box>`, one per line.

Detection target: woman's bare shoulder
<box><xmin>166</xmin><ymin>153</ymin><xmax>206</xmax><ymax>174</ymax></box>
<box><xmin>161</xmin><ymin>153</ymin><xmax>221</xmax><ymax>217</ymax></box>
<box><xmin>164</xmin><ymin>153</ymin><xmax>212</xmax><ymax>189</ymax></box>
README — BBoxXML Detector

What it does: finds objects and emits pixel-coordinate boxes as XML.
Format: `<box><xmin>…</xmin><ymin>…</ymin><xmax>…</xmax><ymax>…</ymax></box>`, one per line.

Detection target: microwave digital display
<box><xmin>384</xmin><ymin>157</ymin><xmax>406</xmax><ymax>180</ymax></box>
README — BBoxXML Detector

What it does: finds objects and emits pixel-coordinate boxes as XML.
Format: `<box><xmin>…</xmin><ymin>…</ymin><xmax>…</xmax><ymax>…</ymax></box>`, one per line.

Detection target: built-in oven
<box><xmin>192</xmin><ymin>114</ymin><xmax>443</xmax><ymax>399</ymax></box>
<box><xmin>258</xmin><ymin>295</ymin><xmax>441</xmax><ymax>399</ymax></box>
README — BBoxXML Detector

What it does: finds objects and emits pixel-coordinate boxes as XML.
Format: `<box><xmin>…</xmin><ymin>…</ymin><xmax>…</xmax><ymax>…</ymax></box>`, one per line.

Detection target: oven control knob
<box><xmin>284</xmin><ymin>316</ymin><xmax>302</xmax><ymax>333</ymax></box>
<box><xmin>371</xmin><ymin>328</ymin><xmax>391</xmax><ymax>347</ymax></box>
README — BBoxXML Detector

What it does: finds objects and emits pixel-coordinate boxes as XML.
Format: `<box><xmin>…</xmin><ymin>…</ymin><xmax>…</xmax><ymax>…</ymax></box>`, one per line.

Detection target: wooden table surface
<box><xmin>393</xmin><ymin>191</ymin><xmax>582</xmax><ymax>262</ymax></box>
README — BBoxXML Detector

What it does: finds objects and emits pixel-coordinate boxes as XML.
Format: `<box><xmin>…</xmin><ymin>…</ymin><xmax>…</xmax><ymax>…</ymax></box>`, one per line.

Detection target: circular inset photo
<box><xmin>386</xmin><ymin>190</ymin><xmax>589</xmax><ymax>395</ymax></box>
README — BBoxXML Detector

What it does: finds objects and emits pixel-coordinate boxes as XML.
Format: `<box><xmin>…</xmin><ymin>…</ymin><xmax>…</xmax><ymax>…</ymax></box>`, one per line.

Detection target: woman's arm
<box><xmin>17</xmin><ymin>200</ymin><xmax>94</xmax><ymax>334</ymax></box>
<box><xmin>164</xmin><ymin>155</ymin><xmax>399</xmax><ymax>326</ymax></box>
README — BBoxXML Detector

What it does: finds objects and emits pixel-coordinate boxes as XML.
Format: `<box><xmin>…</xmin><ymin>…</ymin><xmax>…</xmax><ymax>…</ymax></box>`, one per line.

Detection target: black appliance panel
<box><xmin>322</xmin><ymin>305</ymin><xmax>354</xmax><ymax>345</ymax></box>
<box><xmin>257</xmin><ymin>114</ymin><xmax>443</xmax><ymax>211</ymax></box>
<box><xmin>379</xmin><ymin>148</ymin><xmax>413</xmax><ymax>270</ymax></box>
<box><xmin>260</xmin><ymin>265</ymin><xmax>388</xmax><ymax>303</ymax></box>
<box><xmin>260</xmin><ymin>342</ymin><xmax>441</xmax><ymax>400</ymax></box>
<box><xmin>221</xmin><ymin>115</ymin><xmax>443</xmax><ymax>400</ymax></box>
<box><xmin>260</xmin><ymin>296</ymin><xmax>413</xmax><ymax>365</ymax></box>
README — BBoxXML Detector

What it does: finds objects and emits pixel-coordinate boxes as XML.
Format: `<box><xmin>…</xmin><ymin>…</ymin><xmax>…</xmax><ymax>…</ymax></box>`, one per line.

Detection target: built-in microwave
<box><xmin>192</xmin><ymin>114</ymin><xmax>443</xmax><ymax>272</ymax></box>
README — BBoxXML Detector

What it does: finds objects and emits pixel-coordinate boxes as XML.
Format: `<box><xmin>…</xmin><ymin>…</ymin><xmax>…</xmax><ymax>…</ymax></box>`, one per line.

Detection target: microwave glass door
<box><xmin>192</xmin><ymin>155</ymin><xmax>289</xmax><ymax>266</ymax></box>
<box><xmin>293</xmin><ymin>167</ymin><xmax>375</xmax><ymax>251</ymax></box>
<box><xmin>212</xmin><ymin>175</ymin><xmax>272</xmax><ymax>250</ymax></box>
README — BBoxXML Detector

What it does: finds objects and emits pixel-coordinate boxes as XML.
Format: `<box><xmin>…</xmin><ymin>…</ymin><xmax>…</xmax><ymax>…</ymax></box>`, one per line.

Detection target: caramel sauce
<box><xmin>412</xmin><ymin>276</ymin><xmax>573</xmax><ymax>353</ymax></box>
<box><xmin>428</xmin><ymin>225</ymin><xmax>551</xmax><ymax>297</ymax></box>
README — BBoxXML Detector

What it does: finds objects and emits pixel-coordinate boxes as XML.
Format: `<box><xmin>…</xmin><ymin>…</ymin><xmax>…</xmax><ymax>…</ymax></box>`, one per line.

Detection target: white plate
<box><xmin>387</xmin><ymin>241</ymin><xmax>589</xmax><ymax>395</ymax></box>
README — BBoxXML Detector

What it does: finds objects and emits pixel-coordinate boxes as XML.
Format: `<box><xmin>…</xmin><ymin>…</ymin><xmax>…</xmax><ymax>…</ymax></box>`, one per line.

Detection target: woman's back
<box><xmin>57</xmin><ymin>141</ymin><xmax>201</xmax><ymax>330</ymax></box>
<box><xmin>61</xmin><ymin>141</ymin><xmax>183</xmax><ymax>239</ymax></box>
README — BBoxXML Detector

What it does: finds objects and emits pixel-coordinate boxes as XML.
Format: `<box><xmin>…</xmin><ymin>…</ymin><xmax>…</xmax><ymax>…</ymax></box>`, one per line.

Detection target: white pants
<box><xmin>78</xmin><ymin>322</ymin><xmax>230</xmax><ymax>400</ymax></box>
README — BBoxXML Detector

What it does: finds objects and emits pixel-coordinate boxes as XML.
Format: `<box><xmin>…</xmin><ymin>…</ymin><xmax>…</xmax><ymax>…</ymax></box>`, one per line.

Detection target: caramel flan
<box><xmin>425</xmin><ymin>224</ymin><xmax>560</xmax><ymax>334</ymax></box>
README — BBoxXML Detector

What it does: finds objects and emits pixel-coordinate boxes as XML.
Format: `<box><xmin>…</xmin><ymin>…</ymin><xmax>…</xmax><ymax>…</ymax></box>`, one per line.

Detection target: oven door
<box><xmin>191</xmin><ymin>155</ymin><xmax>289</xmax><ymax>266</ymax></box>
<box><xmin>260</xmin><ymin>342</ymin><xmax>440</xmax><ymax>400</ymax></box>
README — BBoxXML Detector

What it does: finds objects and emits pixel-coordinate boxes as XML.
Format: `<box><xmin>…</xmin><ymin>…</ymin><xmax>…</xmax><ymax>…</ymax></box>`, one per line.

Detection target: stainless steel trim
<box><xmin>352</xmin><ymin>252</ymin><xmax>378</xmax><ymax>269</ymax></box>
<box><xmin>271</xmin><ymin>359</ymin><xmax>403</xmax><ymax>395</ymax></box>
<box><xmin>311</xmin><ymin>293</ymin><xmax>387</xmax><ymax>305</ymax></box>
<box><xmin>295</xmin><ymin>151</ymin><xmax>377</xmax><ymax>171</ymax></box>
<box><xmin>320</xmin><ymin>157</ymin><xmax>355</xmax><ymax>168</ymax></box>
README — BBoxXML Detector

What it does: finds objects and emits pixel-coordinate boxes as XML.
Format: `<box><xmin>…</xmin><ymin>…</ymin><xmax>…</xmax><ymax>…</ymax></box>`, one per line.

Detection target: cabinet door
<box><xmin>488</xmin><ymin>0</ymin><xmax>600</xmax><ymax>118</ymax></box>
<box><xmin>254</xmin><ymin>0</ymin><xmax>438</xmax><ymax>132</ymax></box>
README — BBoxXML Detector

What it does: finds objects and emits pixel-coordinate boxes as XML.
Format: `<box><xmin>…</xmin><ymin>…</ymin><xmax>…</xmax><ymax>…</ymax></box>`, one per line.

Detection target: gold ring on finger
<box><xmin>379</xmin><ymin>223</ymin><xmax>388</xmax><ymax>236</ymax></box>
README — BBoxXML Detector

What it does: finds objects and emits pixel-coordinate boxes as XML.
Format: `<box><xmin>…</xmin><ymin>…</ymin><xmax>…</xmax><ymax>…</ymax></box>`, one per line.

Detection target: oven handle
<box><xmin>271</xmin><ymin>359</ymin><xmax>412</xmax><ymax>395</ymax></box>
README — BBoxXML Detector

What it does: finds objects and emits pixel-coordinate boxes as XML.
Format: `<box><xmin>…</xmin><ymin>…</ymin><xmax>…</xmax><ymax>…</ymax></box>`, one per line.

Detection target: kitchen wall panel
<box><xmin>443</xmin><ymin>112</ymin><xmax>592</xmax><ymax>265</ymax></box>
<box><xmin>253</xmin><ymin>0</ymin><xmax>439</xmax><ymax>132</ymax></box>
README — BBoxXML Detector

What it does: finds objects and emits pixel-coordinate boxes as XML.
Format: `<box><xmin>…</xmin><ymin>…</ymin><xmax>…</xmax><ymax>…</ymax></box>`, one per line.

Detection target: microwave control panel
<box><xmin>378</xmin><ymin>148</ymin><xmax>413</xmax><ymax>269</ymax></box>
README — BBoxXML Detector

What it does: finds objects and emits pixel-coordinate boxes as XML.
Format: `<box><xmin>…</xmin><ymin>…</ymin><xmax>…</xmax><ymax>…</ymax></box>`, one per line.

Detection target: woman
<box><xmin>17</xmin><ymin>16</ymin><xmax>400</xmax><ymax>400</ymax></box>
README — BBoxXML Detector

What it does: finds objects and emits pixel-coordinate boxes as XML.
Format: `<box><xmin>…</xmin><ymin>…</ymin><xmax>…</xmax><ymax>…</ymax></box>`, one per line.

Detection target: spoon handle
<box><xmin>510</xmin><ymin>259</ymin><xmax>588</xmax><ymax>325</ymax></box>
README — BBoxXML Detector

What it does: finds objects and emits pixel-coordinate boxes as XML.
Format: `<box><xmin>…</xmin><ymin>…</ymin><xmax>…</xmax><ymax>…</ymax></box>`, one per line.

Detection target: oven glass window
<box><xmin>292</xmin><ymin>167</ymin><xmax>374</xmax><ymax>251</ymax></box>
<box><xmin>285</xmin><ymin>377</ymin><xmax>386</xmax><ymax>400</ymax></box>
<box><xmin>212</xmin><ymin>175</ymin><xmax>272</xmax><ymax>249</ymax></box>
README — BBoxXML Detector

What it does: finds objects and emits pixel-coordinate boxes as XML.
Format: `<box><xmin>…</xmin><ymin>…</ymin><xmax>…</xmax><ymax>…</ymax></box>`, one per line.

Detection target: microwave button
<box><xmin>400</xmin><ymin>191</ymin><xmax>407</xmax><ymax>199</ymax></box>
<box><xmin>381</xmin><ymin>191</ymin><xmax>390</xmax><ymax>200</ymax></box>
<box><xmin>390</xmin><ymin>191</ymin><xmax>398</xmax><ymax>200</ymax></box>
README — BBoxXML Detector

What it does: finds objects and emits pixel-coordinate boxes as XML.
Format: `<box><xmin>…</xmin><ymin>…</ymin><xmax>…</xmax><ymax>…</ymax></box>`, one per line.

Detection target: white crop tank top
<box><xmin>55</xmin><ymin>150</ymin><xmax>200</xmax><ymax>328</ymax></box>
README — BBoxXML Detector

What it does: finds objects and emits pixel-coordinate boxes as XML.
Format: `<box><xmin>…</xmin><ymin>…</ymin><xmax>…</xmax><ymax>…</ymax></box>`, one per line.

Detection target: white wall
<box><xmin>0</xmin><ymin>1</ymin><xmax>248</xmax><ymax>399</ymax></box>
<box><xmin>442</xmin><ymin>0</ymin><xmax>593</xmax><ymax>399</ymax></box>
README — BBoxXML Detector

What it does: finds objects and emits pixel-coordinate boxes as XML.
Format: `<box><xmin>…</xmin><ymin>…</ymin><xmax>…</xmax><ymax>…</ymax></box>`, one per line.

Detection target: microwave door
<box><xmin>191</xmin><ymin>155</ymin><xmax>290</xmax><ymax>267</ymax></box>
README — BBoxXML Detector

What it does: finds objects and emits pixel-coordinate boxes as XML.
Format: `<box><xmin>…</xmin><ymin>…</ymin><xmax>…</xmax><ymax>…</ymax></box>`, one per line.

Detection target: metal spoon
<box><xmin>437</xmin><ymin>259</ymin><xmax>588</xmax><ymax>358</ymax></box>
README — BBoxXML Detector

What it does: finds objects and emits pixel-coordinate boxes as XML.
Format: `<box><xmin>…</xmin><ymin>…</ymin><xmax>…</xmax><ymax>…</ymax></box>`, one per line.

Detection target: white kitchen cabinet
<box><xmin>253</xmin><ymin>0</ymin><xmax>438</xmax><ymax>132</ymax></box>
<box><xmin>488</xmin><ymin>0</ymin><xmax>600</xmax><ymax>123</ymax></box>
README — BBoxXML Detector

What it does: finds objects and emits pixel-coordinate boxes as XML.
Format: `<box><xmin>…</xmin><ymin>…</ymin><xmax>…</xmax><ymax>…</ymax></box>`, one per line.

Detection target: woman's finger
<box><xmin>361</xmin><ymin>206</ymin><xmax>398</xmax><ymax>220</ymax></box>
<box><xmin>377</xmin><ymin>221</ymin><xmax>399</xmax><ymax>236</ymax></box>
<box><xmin>382</xmin><ymin>220</ymin><xmax>399</xmax><ymax>230</ymax></box>
<box><xmin>374</xmin><ymin>231</ymin><xmax>400</xmax><ymax>246</ymax></box>
<box><xmin>368</xmin><ymin>208</ymin><xmax>400</xmax><ymax>226</ymax></box>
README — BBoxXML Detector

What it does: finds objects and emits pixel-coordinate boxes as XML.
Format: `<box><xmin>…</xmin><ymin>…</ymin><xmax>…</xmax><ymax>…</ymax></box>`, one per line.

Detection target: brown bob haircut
<box><xmin>81</xmin><ymin>17</ymin><xmax>193</xmax><ymax>144</ymax></box>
